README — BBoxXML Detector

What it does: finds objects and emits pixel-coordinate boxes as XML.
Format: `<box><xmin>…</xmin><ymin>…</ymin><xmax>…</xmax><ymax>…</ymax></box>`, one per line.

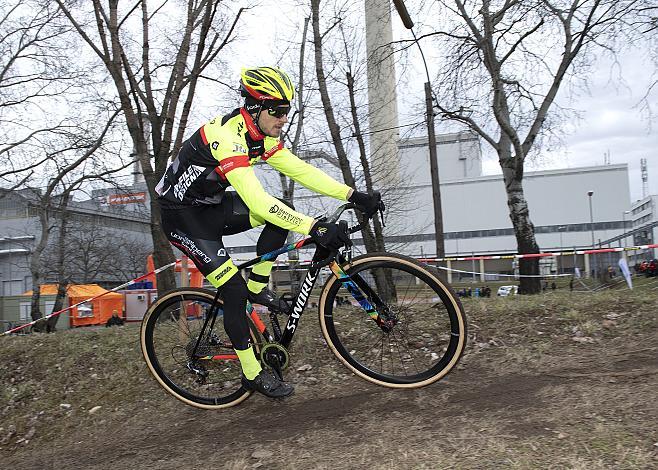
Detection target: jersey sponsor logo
<box><xmin>286</xmin><ymin>271</ymin><xmax>318</xmax><ymax>332</ymax></box>
<box><xmin>262</xmin><ymin>141</ymin><xmax>283</xmax><ymax>161</ymax></box>
<box><xmin>169</xmin><ymin>232</ymin><xmax>211</xmax><ymax>264</ymax></box>
<box><xmin>217</xmin><ymin>248</ymin><xmax>227</xmax><ymax>257</ymax></box>
<box><xmin>317</xmin><ymin>226</ymin><xmax>327</xmax><ymax>235</ymax></box>
<box><xmin>232</xmin><ymin>143</ymin><xmax>246</xmax><ymax>154</ymax></box>
<box><xmin>269</xmin><ymin>205</ymin><xmax>303</xmax><ymax>226</ymax></box>
<box><xmin>237</xmin><ymin>122</ymin><xmax>244</xmax><ymax>136</ymax></box>
<box><xmin>213</xmin><ymin>264</ymin><xmax>234</xmax><ymax>283</ymax></box>
<box><xmin>212</xmin><ymin>141</ymin><xmax>219</xmax><ymax>150</ymax></box>
<box><xmin>219</xmin><ymin>155</ymin><xmax>249</xmax><ymax>174</ymax></box>
<box><xmin>173</xmin><ymin>164</ymin><xmax>205</xmax><ymax>201</ymax></box>
<box><xmin>214</xmin><ymin>266</ymin><xmax>232</xmax><ymax>282</ymax></box>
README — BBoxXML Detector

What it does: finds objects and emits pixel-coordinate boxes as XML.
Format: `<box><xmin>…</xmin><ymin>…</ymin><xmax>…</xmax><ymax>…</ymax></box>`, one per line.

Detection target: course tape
<box><xmin>436</xmin><ymin>266</ymin><xmax>572</xmax><ymax>278</ymax></box>
<box><xmin>419</xmin><ymin>243</ymin><xmax>658</xmax><ymax>263</ymax></box>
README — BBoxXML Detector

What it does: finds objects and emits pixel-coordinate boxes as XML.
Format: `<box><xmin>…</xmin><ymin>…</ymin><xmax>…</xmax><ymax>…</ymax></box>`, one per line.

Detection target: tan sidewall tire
<box><xmin>318</xmin><ymin>253</ymin><xmax>466</xmax><ymax>389</ymax></box>
<box><xmin>140</xmin><ymin>288</ymin><xmax>254</xmax><ymax>410</ymax></box>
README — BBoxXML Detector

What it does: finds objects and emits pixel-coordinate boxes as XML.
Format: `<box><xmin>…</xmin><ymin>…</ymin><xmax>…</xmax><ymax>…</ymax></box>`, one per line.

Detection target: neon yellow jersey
<box><xmin>156</xmin><ymin>108</ymin><xmax>352</xmax><ymax>235</ymax></box>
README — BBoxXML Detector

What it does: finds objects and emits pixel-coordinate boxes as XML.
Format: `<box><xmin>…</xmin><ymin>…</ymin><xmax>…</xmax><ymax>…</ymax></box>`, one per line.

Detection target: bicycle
<box><xmin>140</xmin><ymin>202</ymin><xmax>467</xmax><ymax>409</ymax></box>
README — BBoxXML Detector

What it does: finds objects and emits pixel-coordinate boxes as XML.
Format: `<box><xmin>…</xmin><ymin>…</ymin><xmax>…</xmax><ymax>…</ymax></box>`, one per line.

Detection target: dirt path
<box><xmin>6</xmin><ymin>345</ymin><xmax>657</xmax><ymax>469</ymax></box>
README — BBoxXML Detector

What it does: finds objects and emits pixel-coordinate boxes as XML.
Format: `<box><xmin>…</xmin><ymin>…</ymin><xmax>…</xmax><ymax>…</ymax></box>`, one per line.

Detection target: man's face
<box><xmin>256</xmin><ymin>104</ymin><xmax>290</xmax><ymax>137</ymax></box>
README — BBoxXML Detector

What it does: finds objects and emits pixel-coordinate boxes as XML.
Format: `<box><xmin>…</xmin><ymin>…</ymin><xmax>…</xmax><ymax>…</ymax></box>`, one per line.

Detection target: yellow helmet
<box><xmin>240</xmin><ymin>66</ymin><xmax>295</xmax><ymax>102</ymax></box>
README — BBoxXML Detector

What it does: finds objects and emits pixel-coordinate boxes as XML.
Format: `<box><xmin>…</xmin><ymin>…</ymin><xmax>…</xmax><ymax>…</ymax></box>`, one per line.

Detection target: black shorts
<box><xmin>160</xmin><ymin>192</ymin><xmax>253</xmax><ymax>286</ymax></box>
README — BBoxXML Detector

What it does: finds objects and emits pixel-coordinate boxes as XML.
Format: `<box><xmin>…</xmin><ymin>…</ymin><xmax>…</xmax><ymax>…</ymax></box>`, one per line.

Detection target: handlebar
<box><xmin>310</xmin><ymin>191</ymin><xmax>385</xmax><ymax>268</ymax></box>
<box><xmin>323</xmin><ymin>190</ymin><xmax>384</xmax><ymax>233</ymax></box>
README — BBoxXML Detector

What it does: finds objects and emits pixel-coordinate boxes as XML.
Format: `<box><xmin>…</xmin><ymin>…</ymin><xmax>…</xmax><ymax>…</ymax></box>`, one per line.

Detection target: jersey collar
<box><xmin>240</xmin><ymin>108</ymin><xmax>265</xmax><ymax>141</ymax></box>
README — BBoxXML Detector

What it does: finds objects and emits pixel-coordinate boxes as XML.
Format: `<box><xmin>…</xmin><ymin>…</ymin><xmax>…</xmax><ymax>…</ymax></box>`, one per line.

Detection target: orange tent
<box><xmin>145</xmin><ymin>254</ymin><xmax>203</xmax><ymax>288</ymax></box>
<box><xmin>23</xmin><ymin>284</ymin><xmax>124</xmax><ymax>328</ymax></box>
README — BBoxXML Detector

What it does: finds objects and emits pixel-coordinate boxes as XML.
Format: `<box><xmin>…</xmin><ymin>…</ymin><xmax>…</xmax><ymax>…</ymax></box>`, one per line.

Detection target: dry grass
<box><xmin>1</xmin><ymin>284</ymin><xmax>656</xmax><ymax>469</ymax></box>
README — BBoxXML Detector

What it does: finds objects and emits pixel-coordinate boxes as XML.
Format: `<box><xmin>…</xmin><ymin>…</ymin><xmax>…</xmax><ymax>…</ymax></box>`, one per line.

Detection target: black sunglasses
<box><xmin>265</xmin><ymin>105</ymin><xmax>291</xmax><ymax>118</ymax></box>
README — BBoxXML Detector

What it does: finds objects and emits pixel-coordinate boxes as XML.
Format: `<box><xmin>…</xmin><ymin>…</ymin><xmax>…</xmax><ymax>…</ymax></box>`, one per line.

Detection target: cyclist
<box><xmin>155</xmin><ymin>66</ymin><xmax>382</xmax><ymax>398</ymax></box>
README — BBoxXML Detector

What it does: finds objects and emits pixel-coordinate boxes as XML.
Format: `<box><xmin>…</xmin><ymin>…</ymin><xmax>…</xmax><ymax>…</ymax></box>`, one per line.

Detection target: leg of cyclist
<box><xmin>223</xmin><ymin>193</ymin><xmax>293</xmax><ymax>313</ymax></box>
<box><xmin>160</xmin><ymin>204</ymin><xmax>293</xmax><ymax>398</ymax></box>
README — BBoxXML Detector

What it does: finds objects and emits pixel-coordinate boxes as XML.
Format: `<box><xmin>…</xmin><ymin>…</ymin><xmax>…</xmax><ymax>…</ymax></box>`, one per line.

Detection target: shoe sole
<box><xmin>241</xmin><ymin>381</ymin><xmax>295</xmax><ymax>399</ymax></box>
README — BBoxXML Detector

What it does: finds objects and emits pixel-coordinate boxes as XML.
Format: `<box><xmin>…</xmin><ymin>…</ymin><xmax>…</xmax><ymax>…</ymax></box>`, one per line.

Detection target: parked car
<box><xmin>497</xmin><ymin>285</ymin><xmax>518</xmax><ymax>297</ymax></box>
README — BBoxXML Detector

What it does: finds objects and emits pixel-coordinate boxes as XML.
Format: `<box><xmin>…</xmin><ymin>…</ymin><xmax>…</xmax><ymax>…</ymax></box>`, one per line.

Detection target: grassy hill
<box><xmin>1</xmin><ymin>283</ymin><xmax>657</xmax><ymax>469</ymax></box>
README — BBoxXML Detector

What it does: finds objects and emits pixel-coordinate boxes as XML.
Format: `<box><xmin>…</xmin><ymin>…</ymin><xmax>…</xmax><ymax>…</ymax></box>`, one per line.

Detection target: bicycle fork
<box><xmin>328</xmin><ymin>260</ymin><xmax>396</xmax><ymax>333</ymax></box>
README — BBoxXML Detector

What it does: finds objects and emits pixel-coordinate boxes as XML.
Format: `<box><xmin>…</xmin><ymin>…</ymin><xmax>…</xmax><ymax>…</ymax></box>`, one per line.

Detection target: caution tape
<box><xmin>436</xmin><ymin>266</ymin><xmax>573</xmax><ymax>278</ymax></box>
<box><xmin>420</xmin><ymin>244</ymin><xmax>658</xmax><ymax>263</ymax></box>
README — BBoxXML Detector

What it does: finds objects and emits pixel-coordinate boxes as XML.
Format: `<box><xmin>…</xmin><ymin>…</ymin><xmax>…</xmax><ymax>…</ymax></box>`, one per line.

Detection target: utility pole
<box><xmin>393</xmin><ymin>0</ymin><xmax>445</xmax><ymax>258</ymax></box>
<box><xmin>425</xmin><ymin>82</ymin><xmax>445</xmax><ymax>258</ymax></box>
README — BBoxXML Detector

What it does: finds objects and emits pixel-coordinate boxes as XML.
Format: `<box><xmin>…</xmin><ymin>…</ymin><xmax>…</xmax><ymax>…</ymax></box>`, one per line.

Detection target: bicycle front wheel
<box><xmin>319</xmin><ymin>253</ymin><xmax>467</xmax><ymax>388</ymax></box>
<box><xmin>140</xmin><ymin>288</ymin><xmax>258</xmax><ymax>409</ymax></box>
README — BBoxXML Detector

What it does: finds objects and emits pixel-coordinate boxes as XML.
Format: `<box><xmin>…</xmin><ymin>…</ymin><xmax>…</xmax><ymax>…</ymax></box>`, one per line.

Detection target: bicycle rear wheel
<box><xmin>140</xmin><ymin>288</ymin><xmax>258</xmax><ymax>409</ymax></box>
<box><xmin>319</xmin><ymin>253</ymin><xmax>467</xmax><ymax>388</ymax></box>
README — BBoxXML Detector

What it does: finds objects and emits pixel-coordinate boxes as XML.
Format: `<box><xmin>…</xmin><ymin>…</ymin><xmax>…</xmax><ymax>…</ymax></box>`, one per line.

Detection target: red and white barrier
<box><xmin>418</xmin><ymin>244</ymin><xmax>658</xmax><ymax>263</ymax></box>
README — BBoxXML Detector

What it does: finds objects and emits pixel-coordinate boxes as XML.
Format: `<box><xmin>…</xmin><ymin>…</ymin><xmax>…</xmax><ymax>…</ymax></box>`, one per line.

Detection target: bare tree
<box><xmin>25</xmin><ymin>110</ymin><xmax>126</xmax><ymax>329</ymax></box>
<box><xmin>43</xmin><ymin>216</ymin><xmax>152</xmax><ymax>285</ymax></box>
<box><xmin>311</xmin><ymin>0</ymin><xmax>396</xmax><ymax>299</ymax></box>
<box><xmin>45</xmin><ymin>186</ymin><xmax>74</xmax><ymax>332</ymax></box>
<box><xmin>0</xmin><ymin>1</ymin><xmax>88</xmax><ymax>190</ymax></box>
<box><xmin>405</xmin><ymin>0</ymin><xmax>646</xmax><ymax>293</ymax></box>
<box><xmin>276</xmin><ymin>16</ymin><xmax>312</xmax><ymax>292</ymax></box>
<box><xmin>55</xmin><ymin>0</ymin><xmax>247</xmax><ymax>294</ymax></box>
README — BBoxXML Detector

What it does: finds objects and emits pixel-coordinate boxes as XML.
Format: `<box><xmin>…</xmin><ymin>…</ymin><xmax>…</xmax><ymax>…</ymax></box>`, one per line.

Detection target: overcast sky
<box><xmin>519</xmin><ymin>47</ymin><xmax>658</xmax><ymax>204</ymax></box>
<box><xmin>233</xmin><ymin>2</ymin><xmax>657</xmax><ymax>204</ymax></box>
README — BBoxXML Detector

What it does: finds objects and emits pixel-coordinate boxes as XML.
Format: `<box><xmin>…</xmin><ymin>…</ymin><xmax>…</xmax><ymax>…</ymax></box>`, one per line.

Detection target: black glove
<box><xmin>309</xmin><ymin>221</ymin><xmax>352</xmax><ymax>250</ymax></box>
<box><xmin>349</xmin><ymin>190</ymin><xmax>384</xmax><ymax>218</ymax></box>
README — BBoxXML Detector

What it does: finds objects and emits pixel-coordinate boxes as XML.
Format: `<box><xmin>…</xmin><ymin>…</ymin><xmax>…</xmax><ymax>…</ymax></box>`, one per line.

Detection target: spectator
<box><xmin>106</xmin><ymin>310</ymin><xmax>124</xmax><ymax>327</ymax></box>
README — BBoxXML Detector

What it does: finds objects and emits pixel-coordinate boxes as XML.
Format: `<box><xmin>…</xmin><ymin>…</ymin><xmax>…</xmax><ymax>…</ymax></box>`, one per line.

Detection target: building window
<box><xmin>19</xmin><ymin>302</ymin><xmax>30</xmax><ymax>322</ymax></box>
<box><xmin>2</xmin><ymin>280</ymin><xmax>23</xmax><ymax>296</ymax></box>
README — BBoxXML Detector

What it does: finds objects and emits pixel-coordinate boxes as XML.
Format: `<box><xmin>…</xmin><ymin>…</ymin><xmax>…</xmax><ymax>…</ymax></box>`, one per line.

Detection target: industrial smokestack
<box><xmin>365</xmin><ymin>0</ymin><xmax>400</xmax><ymax>186</ymax></box>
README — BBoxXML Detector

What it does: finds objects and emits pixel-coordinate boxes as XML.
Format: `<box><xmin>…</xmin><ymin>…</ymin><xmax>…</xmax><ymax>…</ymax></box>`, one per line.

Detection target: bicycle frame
<box><xmin>236</xmin><ymin>236</ymin><xmax>317</xmax><ymax>347</ymax></box>
<box><xmin>193</xmin><ymin>203</ymin><xmax>386</xmax><ymax>357</ymax></box>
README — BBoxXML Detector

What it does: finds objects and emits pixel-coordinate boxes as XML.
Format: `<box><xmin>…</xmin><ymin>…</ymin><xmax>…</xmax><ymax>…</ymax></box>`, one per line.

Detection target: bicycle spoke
<box><xmin>142</xmin><ymin>290</ymin><xmax>251</xmax><ymax>408</ymax></box>
<box><xmin>322</xmin><ymin>256</ymin><xmax>466</xmax><ymax>385</ymax></box>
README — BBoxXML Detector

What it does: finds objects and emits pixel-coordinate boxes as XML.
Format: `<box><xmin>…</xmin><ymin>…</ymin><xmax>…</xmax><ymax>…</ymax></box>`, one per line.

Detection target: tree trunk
<box><xmin>47</xmin><ymin>196</ymin><xmax>72</xmax><ymax>333</ymax></box>
<box><xmin>346</xmin><ymin>72</ymin><xmax>395</xmax><ymax>298</ymax></box>
<box><xmin>311</xmin><ymin>0</ymin><xmax>395</xmax><ymax>299</ymax></box>
<box><xmin>499</xmin><ymin>152</ymin><xmax>540</xmax><ymax>294</ymax></box>
<box><xmin>47</xmin><ymin>283</ymin><xmax>67</xmax><ymax>333</ymax></box>
<box><xmin>29</xmin><ymin>202</ymin><xmax>50</xmax><ymax>331</ymax></box>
